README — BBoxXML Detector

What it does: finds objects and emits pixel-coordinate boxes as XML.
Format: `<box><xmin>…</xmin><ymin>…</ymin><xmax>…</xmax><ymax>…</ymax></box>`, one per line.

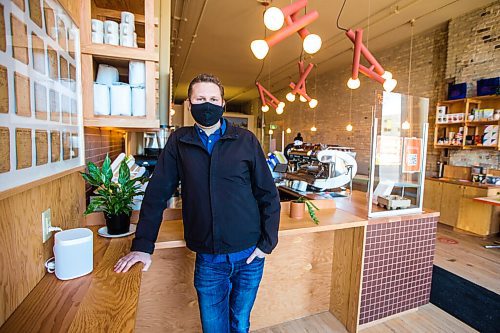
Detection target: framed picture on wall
<box><xmin>0</xmin><ymin>0</ymin><xmax>84</xmax><ymax>196</ymax></box>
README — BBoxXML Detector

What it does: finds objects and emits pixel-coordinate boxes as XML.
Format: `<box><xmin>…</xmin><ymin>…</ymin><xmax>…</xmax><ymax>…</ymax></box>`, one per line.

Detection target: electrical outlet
<box><xmin>42</xmin><ymin>208</ymin><xmax>51</xmax><ymax>243</ymax></box>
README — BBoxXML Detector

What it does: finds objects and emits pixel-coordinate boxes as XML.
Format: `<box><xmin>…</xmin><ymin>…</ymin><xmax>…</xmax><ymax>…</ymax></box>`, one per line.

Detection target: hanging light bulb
<box><xmin>311</xmin><ymin>126</ymin><xmax>317</xmax><ymax>132</ymax></box>
<box><xmin>261</xmin><ymin>105</ymin><xmax>269</xmax><ymax>112</ymax></box>
<box><xmin>278</xmin><ymin>102</ymin><xmax>285</xmax><ymax>109</ymax></box>
<box><xmin>347</xmin><ymin>77</ymin><xmax>361</xmax><ymax>89</ymax></box>
<box><xmin>303</xmin><ymin>34</ymin><xmax>322</xmax><ymax>54</ymax></box>
<box><xmin>308</xmin><ymin>98</ymin><xmax>318</xmax><ymax>108</ymax></box>
<box><xmin>383</xmin><ymin>78</ymin><xmax>397</xmax><ymax>92</ymax></box>
<box><xmin>402</xmin><ymin>120</ymin><xmax>410</xmax><ymax>130</ymax></box>
<box><xmin>299</xmin><ymin>95</ymin><xmax>307</xmax><ymax>102</ymax></box>
<box><xmin>250</xmin><ymin>40</ymin><xmax>269</xmax><ymax>59</ymax></box>
<box><xmin>170</xmin><ymin>108</ymin><xmax>176</xmax><ymax>116</ymax></box>
<box><xmin>268</xmin><ymin>129</ymin><xmax>274</xmax><ymax>135</ymax></box>
<box><xmin>263</xmin><ymin>7</ymin><xmax>285</xmax><ymax>31</ymax></box>
<box><xmin>276</xmin><ymin>107</ymin><xmax>284</xmax><ymax>115</ymax></box>
<box><xmin>346</xmin><ymin>124</ymin><xmax>353</xmax><ymax>132</ymax></box>
<box><xmin>286</xmin><ymin>92</ymin><xmax>296</xmax><ymax>102</ymax></box>
<box><xmin>381</xmin><ymin>71</ymin><xmax>393</xmax><ymax>80</ymax></box>
<box><xmin>286</xmin><ymin>128</ymin><xmax>292</xmax><ymax>134</ymax></box>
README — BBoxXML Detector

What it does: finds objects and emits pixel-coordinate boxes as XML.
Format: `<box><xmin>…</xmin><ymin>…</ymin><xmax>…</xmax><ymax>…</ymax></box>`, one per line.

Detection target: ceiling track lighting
<box><xmin>251</xmin><ymin>0</ymin><xmax>321</xmax><ymax>59</ymax></box>
<box><xmin>256</xmin><ymin>81</ymin><xmax>285</xmax><ymax>114</ymax></box>
<box><xmin>345</xmin><ymin>28</ymin><xmax>397</xmax><ymax>93</ymax></box>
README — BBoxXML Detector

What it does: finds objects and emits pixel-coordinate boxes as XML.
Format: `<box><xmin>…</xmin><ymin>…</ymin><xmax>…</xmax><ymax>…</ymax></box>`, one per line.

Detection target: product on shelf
<box><xmin>129</xmin><ymin>61</ymin><xmax>145</xmax><ymax>85</ymax></box>
<box><xmin>103</xmin><ymin>20</ymin><xmax>119</xmax><ymax>45</ymax></box>
<box><xmin>482</xmin><ymin>125</ymin><xmax>498</xmax><ymax>146</ymax></box>
<box><xmin>93</xmin><ymin>83</ymin><xmax>110</xmax><ymax>116</ymax></box>
<box><xmin>96</xmin><ymin>64</ymin><xmax>119</xmax><ymax>86</ymax></box>
<box><xmin>91</xmin><ymin>19</ymin><xmax>104</xmax><ymax>44</ymax></box>
<box><xmin>131</xmin><ymin>86</ymin><xmax>146</xmax><ymax>117</ymax></box>
<box><xmin>110</xmin><ymin>83</ymin><xmax>131</xmax><ymax>116</ymax></box>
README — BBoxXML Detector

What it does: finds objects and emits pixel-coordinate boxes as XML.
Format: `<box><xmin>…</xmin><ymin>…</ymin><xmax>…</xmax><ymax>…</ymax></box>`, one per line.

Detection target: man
<box><xmin>114</xmin><ymin>73</ymin><xmax>281</xmax><ymax>333</ymax></box>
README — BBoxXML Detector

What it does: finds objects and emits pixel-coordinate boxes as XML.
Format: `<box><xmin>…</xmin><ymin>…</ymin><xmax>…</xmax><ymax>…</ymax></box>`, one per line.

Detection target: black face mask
<box><xmin>190</xmin><ymin>102</ymin><xmax>224</xmax><ymax>127</ymax></box>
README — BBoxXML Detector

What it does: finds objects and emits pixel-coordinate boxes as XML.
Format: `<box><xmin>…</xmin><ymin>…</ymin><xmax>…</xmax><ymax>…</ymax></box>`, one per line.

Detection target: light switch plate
<box><xmin>42</xmin><ymin>208</ymin><xmax>51</xmax><ymax>243</ymax></box>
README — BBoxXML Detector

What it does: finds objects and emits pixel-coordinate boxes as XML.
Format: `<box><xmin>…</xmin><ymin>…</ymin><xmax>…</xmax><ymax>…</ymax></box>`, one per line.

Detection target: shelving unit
<box><xmin>80</xmin><ymin>0</ymin><xmax>159</xmax><ymax>129</ymax></box>
<box><xmin>433</xmin><ymin>95</ymin><xmax>499</xmax><ymax>150</ymax></box>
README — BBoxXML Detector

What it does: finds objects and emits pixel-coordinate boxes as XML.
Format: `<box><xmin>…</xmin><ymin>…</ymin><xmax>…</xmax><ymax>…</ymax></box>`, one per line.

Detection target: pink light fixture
<box><xmin>345</xmin><ymin>28</ymin><xmax>397</xmax><ymax>92</ymax></box>
<box><xmin>256</xmin><ymin>81</ymin><xmax>285</xmax><ymax>114</ymax></box>
<box><xmin>251</xmin><ymin>0</ymin><xmax>322</xmax><ymax>59</ymax></box>
<box><xmin>286</xmin><ymin>61</ymin><xmax>318</xmax><ymax>108</ymax></box>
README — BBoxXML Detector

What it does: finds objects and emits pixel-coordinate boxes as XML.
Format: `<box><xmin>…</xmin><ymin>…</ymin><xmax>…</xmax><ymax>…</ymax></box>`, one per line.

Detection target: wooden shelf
<box><xmin>83</xmin><ymin>115</ymin><xmax>159</xmax><ymax>129</ymax></box>
<box><xmin>434</xmin><ymin>144</ymin><xmax>463</xmax><ymax>149</ymax></box>
<box><xmin>466</xmin><ymin>120</ymin><xmax>499</xmax><ymax>126</ymax></box>
<box><xmin>81</xmin><ymin>44</ymin><xmax>159</xmax><ymax>62</ymax></box>
<box><xmin>435</xmin><ymin>122</ymin><xmax>465</xmax><ymax>126</ymax></box>
<box><xmin>463</xmin><ymin>145</ymin><xmax>497</xmax><ymax>149</ymax></box>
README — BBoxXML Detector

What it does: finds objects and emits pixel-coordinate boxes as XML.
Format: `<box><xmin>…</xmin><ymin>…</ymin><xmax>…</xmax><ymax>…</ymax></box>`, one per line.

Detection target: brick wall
<box><xmin>445</xmin><ymin>1</ymin><xmax>500</xmax><ymax>168</ymax></box>
<box><xmin>252</xmin><ymin>24</ymin><xmax>448</xmax><ymax>175</ymax></box>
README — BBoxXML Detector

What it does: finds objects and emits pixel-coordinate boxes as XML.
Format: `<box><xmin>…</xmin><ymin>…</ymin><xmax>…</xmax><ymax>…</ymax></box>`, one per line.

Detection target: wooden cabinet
<box><xmin>424</xmin><ymin>179</ymin><xmax>499</xmax><ymax>235</ymax></box>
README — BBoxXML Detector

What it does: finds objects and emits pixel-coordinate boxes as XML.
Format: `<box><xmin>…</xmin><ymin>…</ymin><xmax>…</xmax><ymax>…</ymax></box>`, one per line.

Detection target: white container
<box><xmin>131</xmin><ymin>85</ymin><xmax>146</xmax><ymax>116</ymax></box>
<box><xmin>129</xmin><ymin>61</ymin><xmax>145</xmax><ymax>85</ymax></box>
<box><xmin>121</xmin><ymin>11</ymin><xmax>135</xmax><ymax>26</ymax></box>
<box><xmin>93</xmin><ymin>82</ymin><xmax>110</xmax><ymax>115</ymax></box>
<box><xmin>96</xmin><ymin>64</ymin><xmax>119</xmax><ymax>86</ymax></box>
<box><xmin>133</xmin><ymin>32</ymin><xmax>138</xmax><ymax>48</ymax></box>
<box><xmin>120</xmin><ymin>23</ymin><xmax>134</xmax><ymax>47</ymax></box>
<box><xmin>104</xmin><ymin>20</ymin><xmax>119</xmax><ymax>45</ymax></box>
<box><xmin>91</xmin><ymin>19</ymin><xmax>104</xmax><ymax>44</ymax></box>
<box><xmin>53</xmin><ymin>228</ymin><xmax>93</xmax><ymax>280</ymax></box>
<box><xmin>110</xmin><ymin>82</ymin><xmax>131</xmax><ymax>116</ymax></box>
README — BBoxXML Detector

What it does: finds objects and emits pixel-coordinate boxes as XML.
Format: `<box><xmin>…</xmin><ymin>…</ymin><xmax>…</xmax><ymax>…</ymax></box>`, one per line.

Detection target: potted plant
<box><xmin>81</xmin><ymin>154</ymin><xmax>148</xmax><ymax>235</ymax></box>
<box><xmin>289</xmin><ymin>196</ymin><xmax>320</xmax><ymax>224</ymax></box>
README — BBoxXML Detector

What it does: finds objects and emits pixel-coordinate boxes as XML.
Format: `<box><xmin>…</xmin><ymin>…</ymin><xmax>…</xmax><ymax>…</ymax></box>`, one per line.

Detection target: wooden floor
<box><xmin>434</xmin><ymin>224</ymin><xmax>500</xmax><ymax>294</ymax></box>
<box><xmin>252</xmin><ymin>304</ymin><xmax>476</xmax><ymax>333</ymax></box>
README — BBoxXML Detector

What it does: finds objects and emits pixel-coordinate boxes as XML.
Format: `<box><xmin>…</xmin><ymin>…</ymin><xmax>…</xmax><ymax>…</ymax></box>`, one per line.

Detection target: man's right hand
<box><xmin>114</xmin><ymin>251</ymin><xmax>152</xmax><ymax>273</ymax></box>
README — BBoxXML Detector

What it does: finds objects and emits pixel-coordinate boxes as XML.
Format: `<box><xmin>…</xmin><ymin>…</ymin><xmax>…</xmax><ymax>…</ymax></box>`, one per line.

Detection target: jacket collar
<box><xmin>179</xmin><ymin>118</ymin><xmax>239</xmax><ymax>145</ymax></box>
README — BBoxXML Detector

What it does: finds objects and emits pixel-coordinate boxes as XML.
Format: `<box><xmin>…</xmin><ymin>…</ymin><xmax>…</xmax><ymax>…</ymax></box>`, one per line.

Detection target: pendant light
<box><xmin>286</xmin><ymin>127</ymin><xmax>292</xmax><ymax>134</ymax></box>
<box><xmin>346</xmin><ymin>89</ymin><xmax>353</xmax><ymax>131</ymax></box>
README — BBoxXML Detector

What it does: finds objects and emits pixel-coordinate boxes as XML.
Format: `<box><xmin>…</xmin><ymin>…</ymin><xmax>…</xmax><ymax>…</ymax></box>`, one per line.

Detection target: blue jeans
<box><xmin>194</xmin><ymin>254</ymin><xmax>265</xmax><ymax>333</ymax></box>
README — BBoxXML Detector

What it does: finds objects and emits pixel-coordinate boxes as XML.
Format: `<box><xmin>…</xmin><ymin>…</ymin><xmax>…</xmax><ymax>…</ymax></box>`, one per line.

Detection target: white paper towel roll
<box><xmin>110</xmin><ymin>83</ymin><xmax>131</xmax><ymax>116</ymax></box>
<box><xmin>131</xmin><ymin>85</ymin><xmax>146</xmax><ymax>117</ymax></box>
<box><xmin>93</xmin><ymin>83</ymin><xmax>110</xmax><ymax>115</ymax></box>
<box><xmin>96</xmin><ymin>64</ymin><xmax>119</xmax><ymax>86</ymax></box>
<box><xmin>129</xmin><ymin>61</ymin><xmax>145</xmax><ymax>85</ymax></box>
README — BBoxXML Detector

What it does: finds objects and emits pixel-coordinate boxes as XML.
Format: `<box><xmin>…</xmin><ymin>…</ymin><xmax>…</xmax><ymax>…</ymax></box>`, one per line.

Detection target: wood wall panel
<box><xmin>0</xmin><ymin>172</ymin><xmax>85</xmax><ymax>327</ymax></box>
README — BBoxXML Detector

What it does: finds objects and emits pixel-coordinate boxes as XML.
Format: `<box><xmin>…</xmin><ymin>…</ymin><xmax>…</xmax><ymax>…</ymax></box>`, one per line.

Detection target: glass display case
<box><xmin>367</xmin><ymin>91</ymin><xmax>429</xmax><ymax>217</ymax></box>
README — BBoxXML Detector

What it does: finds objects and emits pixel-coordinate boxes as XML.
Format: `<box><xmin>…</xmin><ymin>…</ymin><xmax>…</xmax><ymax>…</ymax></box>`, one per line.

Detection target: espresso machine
<box><xmin>285</xmin><ymin>143</ymin><xmax>358</xmax><ymax>191</ymax></box>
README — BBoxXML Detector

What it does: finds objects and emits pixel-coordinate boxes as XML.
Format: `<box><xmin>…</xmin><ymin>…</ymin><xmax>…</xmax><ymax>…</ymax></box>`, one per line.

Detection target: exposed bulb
<box><xmin>383</xmin><ymin>78</ymin><xmax>397</xmax><ymax>92</ymax></box>
<box><xmin>346</xmin><ymin>124</ymin><xmax>353</xmax><ymax>132</ymax></box>
<box><xmin>276</xmin><ymin>107</ymin><xmax>284</xmax><ymax>115</ymax></box>
<box><xmin>286</xmin><ymin>92</ymin><xmax>296</xmax><ymax>102</ymax></box>
<box><xmin>286</xmin><ymin>128</ymin><xmax>292</xmax><ymax>134</ymax></box>
<box><xmin>261</xmin><ymin>105</ymin><xmax>269</xmax><ymax>112</ymax></box>
<box><xmin>347</xmin><ymin>77</ymin><xmax>361</xmax><ymax>89</ymax></box>
<box><xmin>268</xmin><ymin>129</ymin><xmax>274</xmax><ymax>135</ymax></box>
<box><xmin>309</xmin><ymin>98</ymin><xmax>318</xmax><ymax>108</ymax></box>
<box><xmin>381</xmin><ymin>71</ymin><xmax>393</xmax><ymax>80</ymax></box>
<box><xmin>303</xmin><ymin>34</ymin><xmax>322</xmax><ymax>54</ymax></box>
<box><xmin>250</xmin><ymin>40</ymin><xmax>269</xmax><ymax>59</ymax></box>
<box><xmin>170</xmin><ymin>108</ymin><xmax>176</xmax><ymax>116</ymax></box>
<box><xmin>402</xmin><ymin>120</ymin><xmax>410</xmax><ymax>130</ymax></box>
<box><xmin>278</xmin><ymin>101</ymin><xmax>285</xmax><ymax>109</ymax></box>
<box><xmin>263</xmin><ymin>7</ymin><xmax>284</xmax><ymax>31</ymax></box>
<box><xmin>299</xmin><ymin>95</ymin><xmax>307</xmax><ymax>102</ymax></box>
<box><xmin>311</xmin><ymin>126</ymin><xmax>317</xmax><ymax>132</ymax></box>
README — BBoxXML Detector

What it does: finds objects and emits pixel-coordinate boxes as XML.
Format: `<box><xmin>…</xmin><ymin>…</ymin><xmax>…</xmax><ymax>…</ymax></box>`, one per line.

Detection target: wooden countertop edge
<box><xmin>425</xmin><ymin>177</ymin><xmax>500</xmax><ymax>189</ymax></box>
<box><xmin>472</xmin><ymin>196</ymin><xmax>500</xmax><ymax>206</ymax></box>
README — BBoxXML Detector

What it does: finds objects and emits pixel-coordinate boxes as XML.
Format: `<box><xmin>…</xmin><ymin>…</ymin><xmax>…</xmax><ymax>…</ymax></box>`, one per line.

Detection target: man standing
<box><xmin>114</xmin><ymin>73</ymin><xmax>281</xmax><ymax>333</ymax></box>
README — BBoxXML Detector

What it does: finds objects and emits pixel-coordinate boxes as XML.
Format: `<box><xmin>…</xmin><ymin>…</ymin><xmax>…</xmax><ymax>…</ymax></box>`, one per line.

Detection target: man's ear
<box><xmin>186</xmin><ymin>99</ymin><xmax>191</xmax><ymax>111</ymax></box>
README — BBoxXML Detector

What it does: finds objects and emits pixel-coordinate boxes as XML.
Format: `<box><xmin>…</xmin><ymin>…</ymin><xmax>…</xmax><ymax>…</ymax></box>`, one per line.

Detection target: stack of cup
<box><xmin>120</xmin><ymin>12</ymin><xmax>135</xmax><ymax>47</ymax></box>
<box><xmin>91</xmin><ymin>19</ymin><xmax>104</xmax><ymax>44</ymax></box>
<box><xmin>104</xmin><ymin>20</ymin><xmax>119</xmax><ymax>45</ymax></box>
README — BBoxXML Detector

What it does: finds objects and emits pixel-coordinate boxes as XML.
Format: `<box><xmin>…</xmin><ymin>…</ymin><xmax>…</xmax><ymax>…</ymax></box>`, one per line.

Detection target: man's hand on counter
<box><xmin>246</xmin><ymin>247</ymin><xmax>267</xmax><ymax>264</ymax></box>
<box><xmin>114</xmin><ymin>251</ymin><xmax>152</xmax><ymax>273</ymax></box>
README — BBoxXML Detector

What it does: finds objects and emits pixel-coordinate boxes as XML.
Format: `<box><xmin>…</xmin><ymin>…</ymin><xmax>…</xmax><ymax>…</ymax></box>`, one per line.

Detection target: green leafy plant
<box><xmin>293</xmin><ymin>196</ymin><xmax>320</xmax><ymax>224</ymax></box>
<box><xmin>80</xmin><ymin>154</ymin><xmax>148</xmax><ymax>217</ymax></box>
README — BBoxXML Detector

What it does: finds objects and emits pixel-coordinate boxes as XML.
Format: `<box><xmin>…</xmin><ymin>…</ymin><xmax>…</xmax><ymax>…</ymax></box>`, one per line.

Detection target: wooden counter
<box><xmin>426</xmin><ymin>177</ymin><xmax>500</xmax><ymax>190</ymax></box>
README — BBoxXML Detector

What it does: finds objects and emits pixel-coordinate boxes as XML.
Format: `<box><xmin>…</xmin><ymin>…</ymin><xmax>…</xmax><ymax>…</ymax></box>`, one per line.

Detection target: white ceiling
<box><xmin>170</xmin><ymin>0</ymin><xmax>495</xmax><ymax>103</ymax></box>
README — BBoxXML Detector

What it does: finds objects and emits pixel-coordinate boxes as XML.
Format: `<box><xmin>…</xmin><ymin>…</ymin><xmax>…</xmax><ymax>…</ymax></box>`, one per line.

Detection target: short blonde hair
<box><xmin>188</xmin><ymin>73</ymin><xmax>224</xmax><ymax>99</ymax></box>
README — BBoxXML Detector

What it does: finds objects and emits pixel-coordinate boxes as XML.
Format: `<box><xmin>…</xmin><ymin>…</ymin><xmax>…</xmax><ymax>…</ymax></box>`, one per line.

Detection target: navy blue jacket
<box><xmin>131</xmin><ymin>124</ymin><xmax>281</xmax><ymax>255</ymax></box>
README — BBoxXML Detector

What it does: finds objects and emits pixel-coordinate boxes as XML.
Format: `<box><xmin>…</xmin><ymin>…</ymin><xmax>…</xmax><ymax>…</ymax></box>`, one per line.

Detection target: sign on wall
<box><xmin>402</xmin><ymin>137</ymin><xmax>422</xmax><ymax>173</ymax></box>
<box><xmin>0</xmin><ymin>0</ymin><xmax>83</xmax><ymax>193</ymax></box>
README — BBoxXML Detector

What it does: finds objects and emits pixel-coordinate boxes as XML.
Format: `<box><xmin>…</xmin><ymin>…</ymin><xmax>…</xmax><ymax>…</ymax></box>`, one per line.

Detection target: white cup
<box><xmin>91</xmin><ymin>19</ymin><xmax>103</xmax><ymax>44</ymax></box>
<box><xmin>120</xmin><ymin>23</ymin><xmax>134</xmax><ymax>47</ymax></box>
<box><xmin>121</xmin><ymin>11</ymin><xmax>135</xmax><ymax>26</ymax></box>
<box><xmin>104</xmin><ymin>20</ymin><xmax>119</xmax><ymax>45</ymax></box>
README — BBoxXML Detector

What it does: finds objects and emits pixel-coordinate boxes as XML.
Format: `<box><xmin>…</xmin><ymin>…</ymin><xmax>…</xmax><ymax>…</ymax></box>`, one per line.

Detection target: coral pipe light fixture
<box><xmin>256</xmin><ymin>81</ymin><xmax>285</xmax><ymax>114</ymax></box>
<box><xmin>251</xmin><ymin>0</ymin><xmax>321</xmax><ymax>59</ymax></box>
<box><xmin>288</xmin><ymin>61</ymin><xmax>318</xmax><ymax>108</ymax></box>
<box><xmin>345</xmin><ymin>28</ymin><xmax>397</xmax><ymax>92</ymax></box>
